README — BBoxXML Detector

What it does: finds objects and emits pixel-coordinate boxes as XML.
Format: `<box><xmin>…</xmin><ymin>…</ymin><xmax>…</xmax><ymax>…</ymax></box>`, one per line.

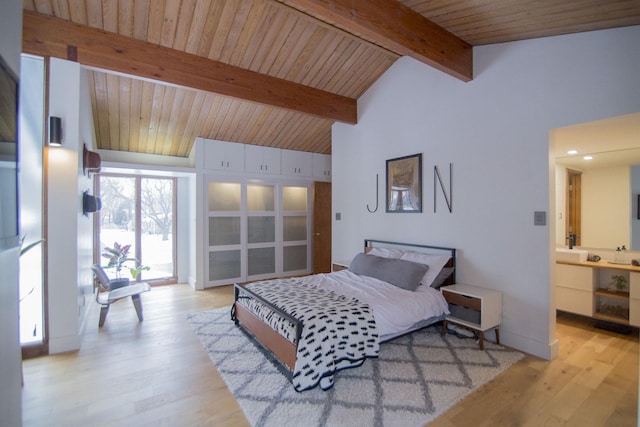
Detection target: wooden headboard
<box><xmin>363</xmin><ymin>239</ymin><xmax>457</xmax><ymax>284</ymax></box>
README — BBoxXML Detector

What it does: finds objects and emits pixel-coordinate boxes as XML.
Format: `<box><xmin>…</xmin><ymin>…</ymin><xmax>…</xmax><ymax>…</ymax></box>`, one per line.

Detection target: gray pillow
<box><xmin>349</xmin><ymin>253</ymin><xmax>429</xmax><ymax>291</ymax></box>
<box><xmin>429</xmin><ymin>267</ymin><xmax>455</xmax><ymax>289</ymax></box>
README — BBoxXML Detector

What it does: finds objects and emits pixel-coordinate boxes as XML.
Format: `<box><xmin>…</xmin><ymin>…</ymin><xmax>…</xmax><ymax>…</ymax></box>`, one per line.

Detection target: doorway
<box><xmin>312</xmin><ymin>181</ymin><xmax>331</xmax><ymax>274</ymax></box>
<box><xmin>97</xmin><ymin>174</ymin><xmax>177</xmax><ymax>283</ymax></box>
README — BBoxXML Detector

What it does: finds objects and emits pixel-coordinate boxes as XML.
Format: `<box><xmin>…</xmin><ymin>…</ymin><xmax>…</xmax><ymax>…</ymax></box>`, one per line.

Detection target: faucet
<box><xmin>566</xmin><ymin>234</ymin><xmax>578</xmax><ymax>249</ymax></box>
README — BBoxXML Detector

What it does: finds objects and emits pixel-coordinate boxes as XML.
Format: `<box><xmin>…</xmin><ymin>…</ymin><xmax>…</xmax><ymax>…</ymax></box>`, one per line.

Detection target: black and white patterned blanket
<box><xmin>238</xmin><ymin>277</ymin><xmax>379</xmax><ymax>392</ymax></box>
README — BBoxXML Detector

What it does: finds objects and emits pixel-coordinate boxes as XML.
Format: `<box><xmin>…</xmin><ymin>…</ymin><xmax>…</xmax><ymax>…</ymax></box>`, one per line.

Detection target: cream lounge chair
<box><xmin>91</xmin><ymin>264</ymin><xmax>151</xmax><ymax>327</ymax></box>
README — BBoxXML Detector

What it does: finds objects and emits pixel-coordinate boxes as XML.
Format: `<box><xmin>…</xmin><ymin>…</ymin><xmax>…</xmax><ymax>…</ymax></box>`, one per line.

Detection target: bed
<box><xmin>231</xmin><ymin>239</ymin><xmax>456</xmax><ymax>391</ymax></box>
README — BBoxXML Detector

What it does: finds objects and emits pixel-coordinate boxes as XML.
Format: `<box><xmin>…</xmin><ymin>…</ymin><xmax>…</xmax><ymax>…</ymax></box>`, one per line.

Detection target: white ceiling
<box><xmin>554</xmin><ymin>112</ymin><xmax>640</xmax><ymax>171</ymax></box>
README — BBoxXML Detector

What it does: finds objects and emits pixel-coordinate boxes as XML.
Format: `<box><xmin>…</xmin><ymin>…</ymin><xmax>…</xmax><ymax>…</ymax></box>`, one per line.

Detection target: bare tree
<box><xmin>100</xmin><ymin>177</ymin><xmax>134</xmax><ymax>230</ymax></box>
<box><xmin>141</xmin><ymin>178</ymin><xmax>173</xmax><ymax>240</ymax></box>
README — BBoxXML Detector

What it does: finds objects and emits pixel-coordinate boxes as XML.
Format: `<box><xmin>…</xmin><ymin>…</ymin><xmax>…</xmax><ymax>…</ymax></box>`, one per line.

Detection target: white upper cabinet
<box><xmin>312</xmin><ymin>153</ymin><xmax>331</xmax><ymax>181</ymax></box>
<box><xmin>198</xmin><ymin>138</ymin><xmax>320</xmax><ymax>179</ymax></box>
<box><xmin>245</xmin><ymin>145</ymin><xmax>281</xmax><ymax>175</ymax></box>
<box><xmin>203</xmin><ymin>139</ymin><xmax>245</xmax><ymax>172</ymax></box>
<box><xmin>281</xmin><ymin>149</ymin><xmax>312</xmax><ymax>177</ymax></box>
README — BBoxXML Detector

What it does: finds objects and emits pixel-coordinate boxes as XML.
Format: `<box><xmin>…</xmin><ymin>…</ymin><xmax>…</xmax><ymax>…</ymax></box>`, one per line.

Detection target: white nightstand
<box><xmin>440</xmin><ymin>284</ymin><xmax>502</xmax><ymax>350</ymax></box>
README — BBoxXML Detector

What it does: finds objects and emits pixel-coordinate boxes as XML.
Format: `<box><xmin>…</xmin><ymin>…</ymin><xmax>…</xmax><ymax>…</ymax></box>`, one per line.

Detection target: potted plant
<box><xmin>129</xmin><ymin>264</ymin><xmax>151</xmax><ymax>280</ymax></box>
<box><xmin>610</xmin><ymin>274</ymin><xmax>628</xmax><ymax>292</ymax></box>
<box><xmin>101</xmin><ymin>242</ymin><xmax>149</xmax><ymax>290</ymax></box>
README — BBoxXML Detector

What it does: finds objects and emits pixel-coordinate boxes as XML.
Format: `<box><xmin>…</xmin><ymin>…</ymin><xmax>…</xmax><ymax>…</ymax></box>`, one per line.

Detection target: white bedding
<box><xmin>234</xmin><ymin>267</ymin><xmax>451</xmax><ymax>391</ymax></box>
<box><xmin>303</xmin><ymin>270</ymin><xmax>450</xmax><ymax>338</ymax></box>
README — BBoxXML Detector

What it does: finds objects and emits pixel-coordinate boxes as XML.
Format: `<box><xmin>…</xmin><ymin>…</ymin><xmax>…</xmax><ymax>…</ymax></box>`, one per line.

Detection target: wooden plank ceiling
<box><xmin>22</xmin><ymin>0</ymin><xmax>640</xmax><ymax>158</ymax></box>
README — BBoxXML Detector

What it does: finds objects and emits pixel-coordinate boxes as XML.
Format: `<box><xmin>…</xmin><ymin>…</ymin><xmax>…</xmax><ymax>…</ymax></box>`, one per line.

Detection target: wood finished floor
<box><xmin>22</xmin><ymin>284</ymin><xmax>638</xmax><ymax>426</ymax></box>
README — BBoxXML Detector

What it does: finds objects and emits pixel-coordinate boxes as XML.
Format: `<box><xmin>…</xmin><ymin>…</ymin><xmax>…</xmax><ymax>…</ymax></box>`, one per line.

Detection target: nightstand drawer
<box><xmin>332</xmin><ymin>260</ymin><xmax>350</xmax><ymax>272</ymax></box>
<box><xmin>332</xmin><ymin>263</ymin><xmax>348</xmax><ymax>272</ymax></box>
<box><xmin>442</xmin><ymin>290</ymin><xmax>481</xmax><ymax>311</ymax></box>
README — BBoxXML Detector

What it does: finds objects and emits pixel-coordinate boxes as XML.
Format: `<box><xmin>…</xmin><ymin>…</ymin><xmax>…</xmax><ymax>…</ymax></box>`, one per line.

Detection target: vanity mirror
<box><xmin>553</xmin><ymin>112</ymin><xmax>640</xmax><ymax>250</ymax></box>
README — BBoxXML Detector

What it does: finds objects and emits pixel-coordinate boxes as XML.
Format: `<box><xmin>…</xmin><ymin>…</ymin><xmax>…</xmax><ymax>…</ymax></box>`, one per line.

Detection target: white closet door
<box><xmin>206</xmin><ymin>180</ymin><xmax>244</xmax><ymax>286</ymax></box>
<box><xmin>247</xmin><ymin>183</ymin><xmax>277</xmax><ymax>280</ymax></box>
<box><xmin>282</xmin><ymin>185</ymin><xmax>311</xmax><ymax>274</ymax></box>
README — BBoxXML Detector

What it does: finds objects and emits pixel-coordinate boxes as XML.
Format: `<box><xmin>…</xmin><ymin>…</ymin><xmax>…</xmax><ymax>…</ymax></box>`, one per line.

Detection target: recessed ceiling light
<box><xmin>584</xmin><ymin>156</ymin><xmax>593</xmax><ymax>160</ymax></box>
<box><xmin>567</xmin><ymin>150</ymin><xmax>578</xmax><ymax>155</ymax></box>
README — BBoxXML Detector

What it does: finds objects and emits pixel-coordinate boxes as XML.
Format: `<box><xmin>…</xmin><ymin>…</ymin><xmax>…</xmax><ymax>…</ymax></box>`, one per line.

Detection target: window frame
<box><xmin>94</xmin><ymin>173</ymin><xmax>178</xmax><ymax>285</ymax></box>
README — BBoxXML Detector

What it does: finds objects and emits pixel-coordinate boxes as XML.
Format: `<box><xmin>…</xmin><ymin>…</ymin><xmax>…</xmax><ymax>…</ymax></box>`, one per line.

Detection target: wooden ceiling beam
<box><xmin>22</xmin><ymin>10</ymin><xmax>357</xmax><ymax>124</ymax></box>
<box><xmin>278</xmin><ymin>0</ymin><xmax>473</xmax><ymax>82</ymax></box>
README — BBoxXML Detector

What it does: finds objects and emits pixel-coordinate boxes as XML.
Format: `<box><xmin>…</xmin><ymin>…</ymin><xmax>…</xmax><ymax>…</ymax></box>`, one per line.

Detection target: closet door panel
<box><xmin>283</xmin><ymin>245</ymin><xmax>307</xmax><ymax>272</ymax></box>
<box><xmin>246</xmin><ymin>183</ymin><xmax>277</xmax><ymax>280</ymax></box>
<box><xmin>283</xmin><ymin>216</ymin><xmax>307</xmax><ymax>241</ymax></box>
<box><xmin>248</xmin><ymin>247</ymin><xmax>276</xmax><ymax>276</ymax></box>
<box><xmin>206</xmin><ymin>179</ymin><xmax>244</xmax><ymax>287</ymax></box>
<box><xmin>209</xmin><ymin>249</ymin><xmax>241</xmax><ymax>281</ymax></box>
<box><xmin>209</xmin><ymin>217</ymin><xmax>241</xmax><ymax>246</ymax></box>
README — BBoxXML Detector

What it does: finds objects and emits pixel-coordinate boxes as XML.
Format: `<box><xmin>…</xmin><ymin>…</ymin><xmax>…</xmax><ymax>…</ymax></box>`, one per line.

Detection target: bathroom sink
<box><xmin>556</xmin><ymin>248</ymin><xmax>588</xmax><ymax>263</ymax></box>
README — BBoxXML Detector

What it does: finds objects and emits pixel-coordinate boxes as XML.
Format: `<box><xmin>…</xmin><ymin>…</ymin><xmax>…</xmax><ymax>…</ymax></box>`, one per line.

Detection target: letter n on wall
<box><xmin>434</xmin><ymin>164</ymin><xmax>452</xmax><ymax>213</ymax></box>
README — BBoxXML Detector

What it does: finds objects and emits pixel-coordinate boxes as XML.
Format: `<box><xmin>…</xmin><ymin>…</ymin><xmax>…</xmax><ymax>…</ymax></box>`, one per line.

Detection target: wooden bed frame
<box><xmin>232</xmin><ymin>239</ymin><xmax>456</xmax><ymax>379</ymax></box>
<box><xmin>233</xmin><ymin>284</ymin><xmax>301</xmax><ymax>373</ymax></box>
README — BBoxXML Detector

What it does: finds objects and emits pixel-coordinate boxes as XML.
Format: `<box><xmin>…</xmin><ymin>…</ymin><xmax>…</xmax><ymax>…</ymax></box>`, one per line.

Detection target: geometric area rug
<box><xmin>186</xmin><ymin>307</ymin><xmax>524</xmax><ymax>427</ymax></box>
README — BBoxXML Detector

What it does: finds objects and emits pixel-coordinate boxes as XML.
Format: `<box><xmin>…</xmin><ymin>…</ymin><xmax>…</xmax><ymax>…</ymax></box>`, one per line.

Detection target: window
<box><xmin>97</xmin><ymin>174</ymin><xmax>176</xmax><ymax>283</ymax></box>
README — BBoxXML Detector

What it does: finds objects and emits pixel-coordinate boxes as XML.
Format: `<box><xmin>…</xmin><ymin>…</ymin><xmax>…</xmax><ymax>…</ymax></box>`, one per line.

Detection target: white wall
<box><xmin>47</xmin><ymin>58</ymin><xmax>85</xmax><ymax>353</ymax></box>
<box><xmin>0</xmin><ymin>0</ymin><xmax>23</xmax><ymax>424</ymax></box>
<box><xmin>332</xmin><ymin>25</ymin><xmax>640</xmax><ymax>359</ymax></box>
<box><xmin>77</xmin><ymin>67</ymin><xmax>99</xmax><ymax>334</ymax></box>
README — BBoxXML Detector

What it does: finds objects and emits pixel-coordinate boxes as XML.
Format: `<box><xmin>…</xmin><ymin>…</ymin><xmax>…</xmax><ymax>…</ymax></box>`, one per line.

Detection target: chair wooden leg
<box><xmin>131</xmin><ymin>294</ymin><xmax>144</xmax><ymax>322</ymax></box>
<box><xmin>99</xmin><ymin>305</ymin><xmax>109</xmax><ymax>327</ymax></box>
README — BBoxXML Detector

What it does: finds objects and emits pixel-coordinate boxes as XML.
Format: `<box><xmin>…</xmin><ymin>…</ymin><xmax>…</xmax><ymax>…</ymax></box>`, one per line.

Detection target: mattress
<box><xmin>236</xmin><ymin>270</ymin><xmax>450</xmax><ymax>344</ymax></box>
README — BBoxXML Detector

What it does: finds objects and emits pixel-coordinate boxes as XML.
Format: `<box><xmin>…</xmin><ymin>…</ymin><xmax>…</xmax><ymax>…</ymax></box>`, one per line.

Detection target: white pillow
<box><xmin>367</xmin><ymin>247</ymin><xmax>405</xmax><ymax>259</ymax></box>
<box><xmin>399</xmin><ymin>251</ymin><xmax>451</xmax><ymax>287</ymax></box>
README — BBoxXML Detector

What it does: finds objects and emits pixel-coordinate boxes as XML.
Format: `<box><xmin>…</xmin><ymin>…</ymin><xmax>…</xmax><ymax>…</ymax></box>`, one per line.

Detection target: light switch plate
<box><xmin>335</xmin><ymin>212</ymin><xmax>341</xmax><ymax>220</ymax></box>
<box><xmin>534</xmin><ymin>211</ymin><xmax>546</xmax><ymax>226</ymax></box>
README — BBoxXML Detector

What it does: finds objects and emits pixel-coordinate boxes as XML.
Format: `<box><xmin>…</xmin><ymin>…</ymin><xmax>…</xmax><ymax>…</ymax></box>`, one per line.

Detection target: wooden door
<box><xmin>312</xmin><ymin>181</ymin><xmax>332</xmax><ymax>273</ymax></box>
<box><xmin>566</xmin><ymin>170</ymin><xmax>582</xmax><ymax>246</ymax></box>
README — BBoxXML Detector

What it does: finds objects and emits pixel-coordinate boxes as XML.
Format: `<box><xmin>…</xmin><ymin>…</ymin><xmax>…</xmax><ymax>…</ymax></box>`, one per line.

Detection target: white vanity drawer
<box><xmin>556</xmin><ymin>264</ymin><xmax>595</xmax><ymax>291</ymax></box>
<box><xmin>556</xmin><ymin>287</ymin><xmax>593</xmax><ymax>316</ymax></box>
<box><xmin>630</xmin><ymin>272</ymin><xmax>640</xmax><ymax>299</ymax></box>
<box><xmin>630</xmin><ymin>299</ymin><xmax>640</xmax><ymax>327</ymax></box>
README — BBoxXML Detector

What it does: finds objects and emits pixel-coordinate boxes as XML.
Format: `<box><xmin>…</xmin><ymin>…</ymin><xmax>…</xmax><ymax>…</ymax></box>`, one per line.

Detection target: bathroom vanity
<box><xmin>556</xmin><ymin>259</ymin><xmax>640</xmax><ymax>326</ymax></box>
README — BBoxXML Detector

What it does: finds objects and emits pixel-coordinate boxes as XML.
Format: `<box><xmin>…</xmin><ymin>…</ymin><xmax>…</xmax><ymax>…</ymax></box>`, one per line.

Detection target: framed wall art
<box><xmin>386</xmin><ymin>153</ymin><xmax>422</xmax><ymax>213</ymax></box>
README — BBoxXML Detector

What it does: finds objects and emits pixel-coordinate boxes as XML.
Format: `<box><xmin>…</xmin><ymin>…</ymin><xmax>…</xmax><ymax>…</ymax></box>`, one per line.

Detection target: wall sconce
<box><xmin>49</xmin><ymin>116</ymin><xmax>62</xmax><ymax>146</ymax></box>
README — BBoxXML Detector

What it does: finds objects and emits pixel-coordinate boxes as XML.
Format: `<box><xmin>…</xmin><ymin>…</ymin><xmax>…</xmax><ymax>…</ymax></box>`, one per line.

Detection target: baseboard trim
<box><xmin>48</xmin><ymin>334</ymin><xmax>81</xmax><ymax>354</ymax></box>
<box><xmin>499</xmin><ymin>329</ymin><xmax>557</xmax><ymax>360</ymax></box>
